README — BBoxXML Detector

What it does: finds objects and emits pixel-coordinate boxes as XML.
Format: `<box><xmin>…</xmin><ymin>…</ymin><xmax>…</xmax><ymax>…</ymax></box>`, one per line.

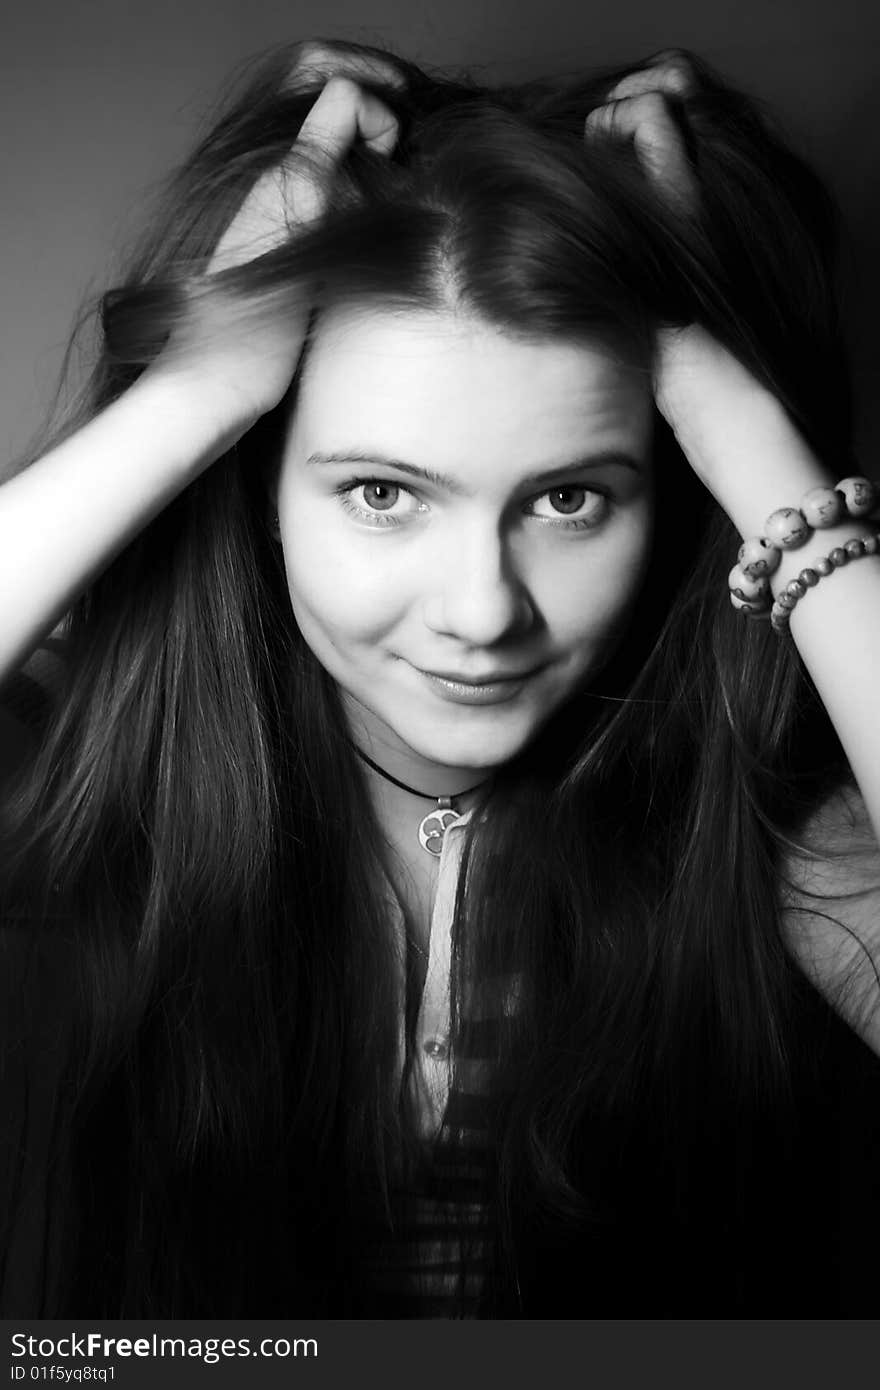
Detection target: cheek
<box><xmin>281</xmin><ymin>514</ymin><xmax>409</xmax><ymax>647</ymax></box>
<box><xmin>537</xmin><ymin>512</ymin><xmax>652</xmax><ymax>647</ymax></box>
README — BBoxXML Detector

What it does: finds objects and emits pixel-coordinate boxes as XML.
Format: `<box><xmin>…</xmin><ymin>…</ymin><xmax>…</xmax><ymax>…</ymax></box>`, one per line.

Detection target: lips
<box><xmin>401</xmin><ymin>659</ymin><xmax>548</xmax><ymax>708</ymax></box>
<box><xmin>417</xmin><ymin>665</ymin><xmax>541</xmax><ymax>685</ymax></box>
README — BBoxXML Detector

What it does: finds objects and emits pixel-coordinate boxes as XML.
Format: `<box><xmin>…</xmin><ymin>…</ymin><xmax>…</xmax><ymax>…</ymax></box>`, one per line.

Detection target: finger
<box><xmin>296</xmin><ymin>75</ymin><xmax>399</xmax><ymax>160</ymax></box>
<box><xmin>606</xmin><ymin>48</ymin><xmax>696</xmax><ymax>102</ymax></box>
<box><xmin>584</xmin><ymin>91</ymin><xmax>697</xmax><ymax>213</ymax></box>
<box><xmin>643</xmin><ymin>48</ymin><xmax>697</xmax><ymax>78</ymax></box>
<box><xmin>605</xmin><ymin>58</ymin><xmax>695</xmax><ymax>104</ymax></box>
<box><xmin>281</xmin><ymin>76</ymin><xmax>398</xmax><ymax>224</ymax></box>
<box><xmin>359</xmin><ymin>96</ymin><xmax>401</xmax><ymax>154</ymax></box>
<box><xmin>208</xmin><ymin>165</ymin><xmax>297</xmax><ymax>270</ymax></box>
<box><xmin>285</xmin><ymin>40</ymin><xmax>408</xmax><ymax>94</ymax></box>
<box><xmin>208</xmin><ymin>77</ymin><xmax>399</xmax><ymax>271</ymax></box>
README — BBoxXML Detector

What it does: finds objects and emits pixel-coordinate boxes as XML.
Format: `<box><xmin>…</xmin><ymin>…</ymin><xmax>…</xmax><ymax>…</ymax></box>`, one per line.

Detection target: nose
<box><xmin>422</xmin><ymin>525</ymin><xmax>535</xmax><ymax>645</ymax></box>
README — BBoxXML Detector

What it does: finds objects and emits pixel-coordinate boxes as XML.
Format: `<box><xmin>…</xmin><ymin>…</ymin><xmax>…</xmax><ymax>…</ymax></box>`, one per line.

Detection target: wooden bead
<box><xmin>729</xmin><ymin>591</ymin><xmax>770</xmax><ymax>615</ymax></box>
<box><xmin>776</xmin><ymin>591</ymin><xmax>798</xmax><ymax>610</ymax></box>
<box><xmin>770</xmin><ymin>607</ymin><xmax>791</xmax><ymax>633</ymax></box>
<box><xmin>828</xmin><ymin>547</ymin><xmax>849</xmax><ymax>566</ymax></box>
<box><xmin>800</xmin><ymin>486</ymin><xmax>844</xmax><ymax>528</ymax></box>
<box><xmin>836</xmin><ymin>476</ymin><xmax>876</xmax><ymax>517</ymax></box>
<box><xmin>844</xmin><ymin>538</ymin><xmax>866</xmax><ymax>558</ymax></box>
<box><xmin>727</xmin><ymin>563</ymin><xmax>769</xmax><ymax>601</ymax></box>
<box><xmin>785</xmin><ymin>578</ymin><xmax>807</xmax><ymax>600</ymax></box>
<box><xmin>813</xmin><ymin>556</ymin><xmax>834</xmax><ymax>575</ymax></box>
<box><xmin>738</xmin><ymin>536</ymin><xmax>781</xmax><ymax>579</ymax></box>
<box><xmin>864</xmin><ymin>534</ymin><xmax>880</xmax><ymax>555</ymax></box>
<box><xmin>797</xmin><ymin>567</ymin><xmax>819</xmax><ymax>587</ymax></box>
<box><xmin>764</xmin><ymin>507</ymin><xmax>810</xmax><ymax>550</ymax></box>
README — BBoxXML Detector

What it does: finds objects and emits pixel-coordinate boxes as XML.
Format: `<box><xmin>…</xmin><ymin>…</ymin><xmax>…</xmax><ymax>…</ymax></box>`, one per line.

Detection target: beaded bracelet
<box><xmin>727</xmin><ymin>475</ymin><xmax>880</xmax><ymax>635</ymax></box>
<box><xmin>767</xmin><ymin>532</ymin><xmax>880</xmax><ymax>633</ymax></box>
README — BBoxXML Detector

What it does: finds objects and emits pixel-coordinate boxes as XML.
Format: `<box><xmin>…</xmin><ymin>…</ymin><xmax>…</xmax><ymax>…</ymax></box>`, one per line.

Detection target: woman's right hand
<box><xmin>160</xmin><ymin>47</ymin><xmax>402</xmax><ymax>423</ymax></box>
<box><xmin>0</xmin><ymin>49</ymin><xmax>403</xmax><ymax>685</ymax></box>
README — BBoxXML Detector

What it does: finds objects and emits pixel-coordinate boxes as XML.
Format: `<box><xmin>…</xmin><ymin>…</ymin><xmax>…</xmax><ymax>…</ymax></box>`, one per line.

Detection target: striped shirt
<box><xmin>366</xmin><ymin>810</ymin><xmax>518</xmax><ymax>1315</ymax></box>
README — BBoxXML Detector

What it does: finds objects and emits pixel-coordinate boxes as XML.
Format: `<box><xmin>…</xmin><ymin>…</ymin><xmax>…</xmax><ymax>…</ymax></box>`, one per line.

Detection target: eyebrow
<box><xmin>305</xmin><ymin>448</ymin><xmax>643</xmax><ymax>494</ymax></box>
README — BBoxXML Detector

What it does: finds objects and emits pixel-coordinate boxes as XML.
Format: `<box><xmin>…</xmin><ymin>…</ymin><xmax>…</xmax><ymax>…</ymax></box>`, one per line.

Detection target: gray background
<box><xmin>3</xmin><ymin>0</ymin><xmax>878</xmax><ymax>472</ymax></box>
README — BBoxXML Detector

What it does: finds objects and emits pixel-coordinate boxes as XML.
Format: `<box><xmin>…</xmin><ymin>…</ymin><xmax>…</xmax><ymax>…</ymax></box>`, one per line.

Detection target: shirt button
<box><xmin>422</xmin><ymin>1037</ymin><xmax>449</xmax><ymax>1061</ymax></box>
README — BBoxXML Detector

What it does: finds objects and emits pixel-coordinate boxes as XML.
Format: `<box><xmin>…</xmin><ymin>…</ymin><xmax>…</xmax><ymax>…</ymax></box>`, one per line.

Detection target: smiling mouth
<box><xmin>420</xmin><ymin>667</ymin><xmax>540</xmax><ymax>686</ymax></box>
<box><xmin>409</xmin><ymin>662</ymin><xmax>546</xmax><ymax>706</ymax></box>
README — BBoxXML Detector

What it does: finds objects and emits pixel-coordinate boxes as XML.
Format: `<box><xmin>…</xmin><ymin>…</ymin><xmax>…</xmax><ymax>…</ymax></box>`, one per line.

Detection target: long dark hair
<box><xmin>0</xmin><ymin>38</ymin><xmax>861</xmax><ymax>1314</ymax></box>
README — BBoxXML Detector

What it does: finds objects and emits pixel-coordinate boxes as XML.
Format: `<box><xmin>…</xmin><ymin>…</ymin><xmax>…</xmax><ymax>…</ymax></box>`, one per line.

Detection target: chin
<box><xmin>400</xmin><ymin>717</ymin><xmax>537</xmax><ymax>772</ymax></box>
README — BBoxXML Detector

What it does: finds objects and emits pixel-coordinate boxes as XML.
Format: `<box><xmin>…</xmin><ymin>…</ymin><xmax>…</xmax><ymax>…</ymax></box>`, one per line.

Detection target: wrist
<box><xmin>728</xmin><ymin>475</ymin><xmax>879</xmax><ymax>629</ymax></box>
<box><xmin>656</xmin><ymin>329</ymin><xmax>829</xmax><ymax>519</ymax></box>
<box><xmin>768</xmin><ymin>519</ymin><xmax>879</xmax><ymax>599</ymax></box>
<box><xmin>140</xmin><ymin>355</ymin><xmax>267</xmax><ymax>451</ymax></box>
<box><xmin>680</xmin><ymin>390</ymin><xmax>830</xmax><ymax>531</ymax></box>
<box><xmin>132</xmin><ymin>362</ymin><xmax>263</xmax><ymax>483</ymax></box>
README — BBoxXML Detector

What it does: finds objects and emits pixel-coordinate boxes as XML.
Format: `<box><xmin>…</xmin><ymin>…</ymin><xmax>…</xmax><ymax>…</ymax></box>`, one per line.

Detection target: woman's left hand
<box><xmin>583</xmin><ymin>49</ymin><xmax>699</xmax><ymax>217</ymax></box>
<box><xmin>586</xmin><ymin>53</ymin><xmax>880</xmax><ymax>868</ymax></box>
<box><xmin>583</xmin><ymin>53</ymin><xmax>828</xmax><ymax>518</ymax></box>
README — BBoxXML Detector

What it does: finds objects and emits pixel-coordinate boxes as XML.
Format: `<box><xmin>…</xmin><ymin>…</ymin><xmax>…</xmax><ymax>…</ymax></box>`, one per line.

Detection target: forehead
<box><xmin>291</xmin><ymin>307</ymin><xmax>652</xmax><ymax>463</ymax></box>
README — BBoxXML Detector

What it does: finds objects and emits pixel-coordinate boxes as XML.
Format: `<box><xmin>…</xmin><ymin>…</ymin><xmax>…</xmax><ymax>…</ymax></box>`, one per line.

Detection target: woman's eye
<box><xmin>359</xmin><ymin>482</ymin><xmax>401</xmax><ymax>512</ymax></box>
<box><xmin>337</xmin><ymin>479</ymin><xmax>424</xmax><ymax>526</ymax></box>
<box><xmin>528</xmin><ymin>486</ymin><xmax>608</xmax><ymax>525</ymax></box>
<box><xmin>337</xmin><ymin>478</ymin><xmax>607</xmax><ymax>530</ymax></box>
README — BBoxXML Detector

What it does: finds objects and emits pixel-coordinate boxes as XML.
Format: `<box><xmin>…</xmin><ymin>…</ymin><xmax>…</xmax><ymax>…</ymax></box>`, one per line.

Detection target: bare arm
<box><xmin>0</xmin><ymin>62</ymin><xmax>400</xmax><ymax>686</ymax></box>
<box><xmin>585</xmin><ymin>56</ymin><xmax>880</xmax><ymax>849</ymax></box>
<box><xmin>780</xmin><ymin>780</ymin><xmax>880</xmax><ymax>1057</ymax></box>
<box><xmin>0</xmin><ymin>370</ymin><xmax>250</xmax><ymax>682</ymax></box>
<box><xmin>658</xmin><ymin>335</ymin><xmax>880</xmax><ymax>850</ymax></box>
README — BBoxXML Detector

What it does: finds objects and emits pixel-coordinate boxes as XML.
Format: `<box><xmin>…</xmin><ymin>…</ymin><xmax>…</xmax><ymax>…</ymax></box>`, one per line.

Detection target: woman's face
<box><xmin>275</xmin><ymin>307</ymin><xmax>654</xmax><ymax>781</ymax></box>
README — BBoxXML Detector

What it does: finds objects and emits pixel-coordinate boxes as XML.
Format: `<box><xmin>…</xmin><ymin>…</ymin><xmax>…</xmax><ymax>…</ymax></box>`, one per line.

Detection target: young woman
<box><xmin>1</xmin><ymin>39</ymin><xmax>879</xmax><ymax>1318</ymax></box>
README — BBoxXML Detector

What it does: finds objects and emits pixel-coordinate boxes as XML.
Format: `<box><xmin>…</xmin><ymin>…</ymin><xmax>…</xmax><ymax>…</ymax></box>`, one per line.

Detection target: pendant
<box><xmin>417</xmin><ymin>796</ymin><xmax>461</xmax><ymax>857</ymax></box>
